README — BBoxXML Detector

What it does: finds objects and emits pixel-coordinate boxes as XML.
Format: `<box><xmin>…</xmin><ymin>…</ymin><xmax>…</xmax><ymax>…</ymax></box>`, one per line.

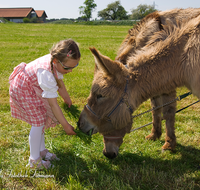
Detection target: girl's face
<box><xmin>53</xmin><ymin>57</ymin><xmax>80</xmax><ymax>74</ymax></box>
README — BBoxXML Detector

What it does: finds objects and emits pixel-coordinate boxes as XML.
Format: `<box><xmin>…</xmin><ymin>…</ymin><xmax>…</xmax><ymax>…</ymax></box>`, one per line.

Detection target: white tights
<box><xmin>29</xmin><ymin>125</ymin><xmax>46</xmax><ymax>160</ymax></box>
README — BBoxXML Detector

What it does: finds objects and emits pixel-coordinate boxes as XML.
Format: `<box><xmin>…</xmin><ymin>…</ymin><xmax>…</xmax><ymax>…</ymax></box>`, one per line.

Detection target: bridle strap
<box><xmin>104</xmin><ymin>136</ymin><xmax>123</xmax><ymax>139</ymax></box>
<box><xmin>106</xmin><ymin>77</ymin><xmax>133</xmax><ymax>120</ymax></box>
<box><xmin>85</xmin><ymin>104</ymin><xmax>100</xmax><ymax>119</ymax></box>
<box><xmin>107</xmin><ymin>96</ymin><xmax>124</xmax><ymax>118</ymax></box>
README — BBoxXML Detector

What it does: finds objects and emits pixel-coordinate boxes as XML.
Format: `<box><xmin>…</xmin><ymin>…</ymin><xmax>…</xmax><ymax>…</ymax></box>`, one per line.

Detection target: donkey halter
<box><xmin>85</xmin><ymin>64</ymin><xmax>133</xmax><ymax>140</ymax></box>
<box><xmin>85</xmin><ymin>76</ymin><xmax>133</xmax><ymax>140</ymax></box>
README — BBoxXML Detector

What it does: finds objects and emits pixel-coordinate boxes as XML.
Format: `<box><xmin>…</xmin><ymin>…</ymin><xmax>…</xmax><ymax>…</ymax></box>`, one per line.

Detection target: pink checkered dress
<box><xmin>9</xmin><ymin>54</ymin><xmax>60</xmax><ymax>130</ymax></box>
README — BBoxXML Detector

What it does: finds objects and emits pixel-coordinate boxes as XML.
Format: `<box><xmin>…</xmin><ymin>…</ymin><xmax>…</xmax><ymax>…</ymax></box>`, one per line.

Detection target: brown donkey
<box><xmin>78</xmin><ymin>13</ymin><xmax>200</xmax><ymax>159</ymax></box>
<box><xmin>116</xmin><ymin>8</ymin><xmax>200</xmax><ymax>150</ymax></box>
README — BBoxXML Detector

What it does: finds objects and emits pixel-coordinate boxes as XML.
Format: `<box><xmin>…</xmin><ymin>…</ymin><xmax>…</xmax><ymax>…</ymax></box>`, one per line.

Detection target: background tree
<box><xmin>98</xmin><ymin>1</ymin><xmax>128</xmax><ymax>20</ymax></box>
<box><xmin>79</xmin><ymin>0</ymin><xmax>97</xmax><ymax>21</ymax></box>
<box><xmin>130</xmin><ymin>4</ymin><xmax>157</xmax><ymax>20</ymax></box>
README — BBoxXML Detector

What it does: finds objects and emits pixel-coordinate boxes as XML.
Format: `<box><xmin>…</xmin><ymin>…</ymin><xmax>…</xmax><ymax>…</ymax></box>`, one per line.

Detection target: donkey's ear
<box><xmin>89</xmin><ymin>47</ymin><xmax>128</xmax><ymax>77</ymax></box>
<box><xmin>89</xmin><ymin>47</ymin><xmax>113</xmax><ymax>75</ymax></box>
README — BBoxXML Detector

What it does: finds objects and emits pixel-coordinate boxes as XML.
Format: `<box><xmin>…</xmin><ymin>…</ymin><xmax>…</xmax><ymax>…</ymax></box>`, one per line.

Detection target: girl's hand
<box><xmin>64</xmin><ymin>97</ymin><xmax>72</xmax><ymax>108</ymax></box>
<box><xmin>63</xmin><ymin>123</ymin><xmax>76</xmax><ymax>135</ymax></box>
<box><xmin>47</xmin><ymin>98</ymin><xmax>76</xmax><ymax>135</ymax></box>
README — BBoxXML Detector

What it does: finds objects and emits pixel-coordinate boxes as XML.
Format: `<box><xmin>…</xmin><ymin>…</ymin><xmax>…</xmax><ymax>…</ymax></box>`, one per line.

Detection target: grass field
<box><xmin>0</xmin><ymin>23</ymin><xmax>200</xmax><ymax>189</ymax></box>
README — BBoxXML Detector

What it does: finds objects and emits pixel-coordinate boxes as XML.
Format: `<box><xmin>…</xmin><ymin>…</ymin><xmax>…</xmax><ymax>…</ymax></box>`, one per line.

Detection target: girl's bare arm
<box><xmin>47</xmin><ymin>98</ymin><xmax>76</xmax><ymax>135</ymax></box>
<box><xmin>58</xmin><ymin>80</ymin><xmax>72</xmax><ymax>108</ymax></box>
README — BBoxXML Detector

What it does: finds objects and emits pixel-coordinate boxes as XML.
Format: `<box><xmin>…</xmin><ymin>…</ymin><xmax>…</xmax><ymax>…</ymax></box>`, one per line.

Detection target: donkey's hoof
<box><xmin>145</xmin><ymin>133</ymin><xmax>159</xmax><ymax>141</ymax></box>
<box><xmin>162</xmin><ymin>141</ymin><xmax>176</xmax><ymax>151</ymax></box>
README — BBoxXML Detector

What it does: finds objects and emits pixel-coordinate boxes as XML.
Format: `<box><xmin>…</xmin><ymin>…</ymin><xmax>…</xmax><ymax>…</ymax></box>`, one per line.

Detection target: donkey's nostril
<box><xmin>112</xmin><ymin>152</ymin><xmax>117</xmax><ymax>158</ymax></box>
<box><xmin>103</xmin><ymin>150</ymin><xmax>117</xmax><ymax>159</ymax></box>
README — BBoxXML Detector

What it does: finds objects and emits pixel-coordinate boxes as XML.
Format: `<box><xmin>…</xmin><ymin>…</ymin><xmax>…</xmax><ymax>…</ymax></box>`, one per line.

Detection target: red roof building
<box><xmin>0</xmin><ymin>7</ymin><xmax>47</xmax><ymax>23</ymax></box>
<box><xmin>35</xmin><ymin>10</ymin><xmax>48</xmax><ymax>22</ymax></box>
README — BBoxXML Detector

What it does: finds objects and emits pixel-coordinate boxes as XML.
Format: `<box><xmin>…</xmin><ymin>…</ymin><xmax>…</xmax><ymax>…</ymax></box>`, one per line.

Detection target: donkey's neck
<box><xmin>128</xmin><ymin>37</ymin><xmax>187</xmax><ymax>109</ymax></box>
<box><xmin>130</xmin><ymin>64</ymin><xmax>184</xmax><ymax>109</ymax></box>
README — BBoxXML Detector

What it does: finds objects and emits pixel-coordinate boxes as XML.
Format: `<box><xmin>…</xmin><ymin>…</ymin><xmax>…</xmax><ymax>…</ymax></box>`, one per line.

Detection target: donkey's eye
<box><xmin>97</xmin><ymin>94</ymin><xmax>103</xmax><ymax>99</ymax></box>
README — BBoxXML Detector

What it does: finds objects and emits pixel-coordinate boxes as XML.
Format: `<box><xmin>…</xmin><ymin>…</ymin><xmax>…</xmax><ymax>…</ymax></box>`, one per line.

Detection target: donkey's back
<box><xmin>160</xmin><ymin>8</ymin><xmax>200</xmax><ymax>25</ymax></box>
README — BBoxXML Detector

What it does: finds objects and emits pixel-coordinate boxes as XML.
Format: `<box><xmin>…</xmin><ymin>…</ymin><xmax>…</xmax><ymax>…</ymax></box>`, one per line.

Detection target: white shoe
<box><xmin>40</xmin><ymin>149</ymin><xmax>60</xmax><ymax>161</ymax></box>
<box><xmin>27</xmin><ymin>157</ymin><xmax>53</xmax><ymax>169</ymax></box>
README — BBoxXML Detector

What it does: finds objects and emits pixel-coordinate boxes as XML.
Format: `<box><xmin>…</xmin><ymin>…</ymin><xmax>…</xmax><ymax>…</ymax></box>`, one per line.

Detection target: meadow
<box><xmin>0</xmin><ymin>23</ymin><xmax>200</xmax><ymax>189</ymax></box>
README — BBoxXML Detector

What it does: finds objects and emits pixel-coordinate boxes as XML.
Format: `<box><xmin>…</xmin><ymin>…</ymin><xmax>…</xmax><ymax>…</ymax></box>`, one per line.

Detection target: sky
<box><xmin>1</xmin><ymin>0</ymin><xmax>200</xmax><ymax>19</ymax></box>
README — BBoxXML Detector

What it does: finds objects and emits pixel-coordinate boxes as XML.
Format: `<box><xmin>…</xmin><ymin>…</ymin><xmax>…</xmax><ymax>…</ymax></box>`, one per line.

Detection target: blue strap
<box><xmin>86</xmin><ymin>104</ymin><xmax>99</xmax><ymax>119</ymax></box>
<box><xmin>107</xmin><ymin>98</ymin><xmax>124</xmax><ymax>117</ymax></box>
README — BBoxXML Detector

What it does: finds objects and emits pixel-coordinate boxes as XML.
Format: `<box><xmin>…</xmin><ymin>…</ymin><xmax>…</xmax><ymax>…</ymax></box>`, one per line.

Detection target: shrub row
<box><xmin>48</xmin><ymin>20</ymin><xmax>137</xmax><ymax>26</ymax></box>
<box><xmin>0</xmin><ymin>18</ymin><xmax>138</xmax><ymax>26</ymax></box>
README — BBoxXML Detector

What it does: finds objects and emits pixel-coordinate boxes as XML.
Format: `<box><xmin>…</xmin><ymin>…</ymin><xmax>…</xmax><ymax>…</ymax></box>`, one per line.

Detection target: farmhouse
<box><xmin>0</xmin><ymin>7</ymin><xmax>47</xmax><ymax>23</ymax></box>
<box><xmin>35</xmin><ymin>10</ymin><xmax>47</xmax><ymax>22</ymax></box>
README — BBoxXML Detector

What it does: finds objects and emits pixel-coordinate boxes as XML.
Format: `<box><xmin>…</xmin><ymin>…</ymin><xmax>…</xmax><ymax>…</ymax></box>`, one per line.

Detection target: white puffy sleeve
<box><xmin>37</xmin><ymin>69</ymin><xmax>63</xmax><ymax>98</ymax></box>
<box><xmin>57</xmin><ymin>71</ymin><xmax>64</xmax><ymax>80</ymax></box>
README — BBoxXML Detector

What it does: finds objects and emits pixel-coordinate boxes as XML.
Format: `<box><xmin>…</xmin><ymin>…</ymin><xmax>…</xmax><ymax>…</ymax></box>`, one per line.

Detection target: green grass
<box><xmin>0</xmin><ymin>23</ymin><xmax>200</xmax><ymax>189</ymax></box>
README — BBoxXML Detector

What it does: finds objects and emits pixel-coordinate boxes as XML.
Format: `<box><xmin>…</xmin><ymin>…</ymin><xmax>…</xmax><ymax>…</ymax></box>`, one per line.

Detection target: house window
<box><xmin>31</xmin><ymin>11</ymin><xmax>37</xmax><ymax>18</ymax></box>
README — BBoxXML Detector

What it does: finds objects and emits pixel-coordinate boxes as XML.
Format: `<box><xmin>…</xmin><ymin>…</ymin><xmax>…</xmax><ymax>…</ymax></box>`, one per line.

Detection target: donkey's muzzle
<box><xmin>103</xmin><ymin>150</ymin><xmax>118</xmax><ymax>159</ymax></box>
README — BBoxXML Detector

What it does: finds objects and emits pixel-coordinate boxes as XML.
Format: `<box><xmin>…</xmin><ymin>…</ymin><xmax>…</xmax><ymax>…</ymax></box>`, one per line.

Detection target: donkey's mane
<box><xmin>129</xmin><ymin>11</ymin><xmax>163</xmax><ymax>37</ymax></box>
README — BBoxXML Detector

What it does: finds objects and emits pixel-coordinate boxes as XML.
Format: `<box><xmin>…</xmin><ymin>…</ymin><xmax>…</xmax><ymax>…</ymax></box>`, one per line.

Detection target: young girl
<box><xmin>9</xmin><ymin>39</ymin><xmax>80</xmax><ymax>169</ymax></box>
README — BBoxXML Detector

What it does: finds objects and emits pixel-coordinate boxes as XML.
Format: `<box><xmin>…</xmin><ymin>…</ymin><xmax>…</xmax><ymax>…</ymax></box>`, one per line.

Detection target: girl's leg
<box><xmin>28</xmin><ymin>125</ymin><xmax>51</xmax><ymax>169</ymax></box>
<box><xmin>29</xmin><ymin>125</ymin><xmax>44</xmax><ymax>160</ymax></box>
<box><xmin>40</xmin><ymin>132</ymin><xmax>46</xmax><ymax>152</ymax></box>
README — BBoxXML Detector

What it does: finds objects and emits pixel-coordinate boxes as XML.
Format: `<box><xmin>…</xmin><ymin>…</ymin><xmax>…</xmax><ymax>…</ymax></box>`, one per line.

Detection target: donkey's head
<box><xmin>78</xmin><ymin>47</ymin><xmax>133</xmax><ymax>158</ymax></box>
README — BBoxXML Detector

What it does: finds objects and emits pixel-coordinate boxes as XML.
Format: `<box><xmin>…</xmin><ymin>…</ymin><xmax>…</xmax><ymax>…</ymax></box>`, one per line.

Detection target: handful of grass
<box><xmin>74</xmin><ymin>129</ymin><xmax>92</xmax><ymax>137</ymax></box>
<box><xmin>74</xmin><ymin>128</ymin><xmax>93</xmax><ymax>144</ymax></box>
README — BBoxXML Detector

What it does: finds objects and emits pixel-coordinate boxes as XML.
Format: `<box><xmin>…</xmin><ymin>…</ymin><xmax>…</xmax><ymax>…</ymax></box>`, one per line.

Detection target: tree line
<box><xmin>79</xmin><ymin>0</ymin><xmax>157</xmax><ymax>21</ymax></box>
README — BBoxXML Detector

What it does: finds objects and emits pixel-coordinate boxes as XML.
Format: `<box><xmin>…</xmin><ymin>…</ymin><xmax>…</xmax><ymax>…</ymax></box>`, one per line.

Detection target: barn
<box><xmin>35</xmin><ymin>10</ymin><xmax>48</xmax><ymax>23</ymax></box>
<box><xmin>0</xmin><ymin>7</ymin><xmax>47</xmax><ymax>23</ymax></box>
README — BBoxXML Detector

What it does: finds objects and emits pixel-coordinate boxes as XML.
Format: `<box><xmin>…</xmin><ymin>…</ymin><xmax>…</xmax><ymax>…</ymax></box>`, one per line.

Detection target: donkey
<box><xmin>82</xmin><ymin>8</ymin><xmax>200</xmax><ymax>151</ymax></box>
<box><xmin>116</xmin><ymin>8</ymin><xmax>200</xmax><ymax>150</ymax></box>
<box><xmin>78</xmin><ymin>13</ymin><xmax>200</xmax><ymax>159</ymax></box>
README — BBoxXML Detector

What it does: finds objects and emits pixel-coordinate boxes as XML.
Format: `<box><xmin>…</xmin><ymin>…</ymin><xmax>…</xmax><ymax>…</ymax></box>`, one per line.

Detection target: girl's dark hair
<box><xmin>50</xmin><ymin>39</ymin><xmax>81</xmax><ymax>87</ymax></box>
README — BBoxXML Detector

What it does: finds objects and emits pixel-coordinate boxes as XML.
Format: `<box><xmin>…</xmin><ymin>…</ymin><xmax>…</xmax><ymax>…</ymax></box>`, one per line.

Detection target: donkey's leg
<box><xmin>145</xmin><ymin>96</ymin><xmax>162</xmax><ymax>140</ymax></box>
<box><xmin>162</xmin><ymin>90</ymin><xmax>177</xmax><ymax>150</ymax></box>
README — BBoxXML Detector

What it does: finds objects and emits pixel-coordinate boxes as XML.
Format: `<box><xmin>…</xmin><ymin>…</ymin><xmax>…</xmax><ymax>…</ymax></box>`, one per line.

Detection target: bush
<box><xmin>30</xmin><ymin>17</ymin><xmax>38</xmax><ymax>23</ymax></box>
<box><xmin>23</xmin><ymin>18</ymin><xmax>30</xmax><ymax>23</ymax></box>
<box><xmin>0</xmin><ymin>18</ymin><xmax>10</xmax><ymax>23</ymax></box>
